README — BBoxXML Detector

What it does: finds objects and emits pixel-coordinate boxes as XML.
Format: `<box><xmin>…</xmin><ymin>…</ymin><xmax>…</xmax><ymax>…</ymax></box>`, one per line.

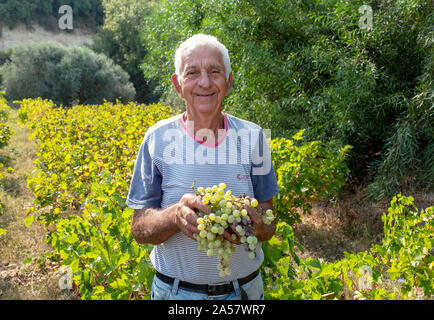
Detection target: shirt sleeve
<box><xmin>126</xmin><ymin>135</ymin><xmax>162</xmax><ymax>209</ymax></box>
<box><xmin>250</xmin><ymin>128</ymin><xmax>280</xmax><ymax>203</ymax></box>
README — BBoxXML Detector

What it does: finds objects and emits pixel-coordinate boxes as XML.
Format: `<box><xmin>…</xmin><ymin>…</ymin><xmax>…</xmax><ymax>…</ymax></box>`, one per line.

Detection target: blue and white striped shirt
<box><xmin>126</xmin><ymin>112</ymin><xmax>279</xmax><ymax>284</ymax></box>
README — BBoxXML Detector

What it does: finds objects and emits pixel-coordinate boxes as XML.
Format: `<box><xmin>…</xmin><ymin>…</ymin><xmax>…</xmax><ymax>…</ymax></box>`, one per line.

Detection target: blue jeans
<box><xmin>151</xmin><ymin>272</ymin><xmax>264</xmax><ymax>300</ymax></box>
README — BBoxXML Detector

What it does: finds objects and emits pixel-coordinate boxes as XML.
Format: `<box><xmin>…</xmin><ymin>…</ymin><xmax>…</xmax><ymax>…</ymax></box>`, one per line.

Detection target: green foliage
<box><xmin>18</xmin><ymin>98</ymin><xmax>175</xmax><ymax>299</ymax></box>
<box><xmin>141</xmin><ymin>0</ymin><xmax>434</xmax><ymax>200</ymax></box>
<box><xmin>0</xmin><ymin>91</ymin><xmax>12</xmax><ymax>149</ymax></box>
<box><xmin>271</xmin><ymin>129</ymin><xmax>352</xmax><ymax>225</ymax></box>
<box><xmin>49</xmin><ymin>172</ymin><xmax>155</xmax><ymax>300</ymax></box>
<box><xmin>367</xmin><ymin>8</ymin><xmax>434</xmax><ymax>198</ymax></box>
<box><xmin>263</xmin><ymin>194</ymin><xmax>433</xmax><ymax>300</ymax></box>
<box><xmin>371</xmin><ymin>194</ymin><xmax>434</xmax><ymax>297</ymax></box>
<box><xmin>0</xmin><ymin>90</ymin><xmax>12</xmax><ymax>236</ymax></box>
<box><xmin>1</xmin><ymin>43</ymin><xmax>135</xmax><ymax>107</ymax></box>
<box><xmin>91</xmin><ymin>0</ymin><xmax>159</xmax><ymax>103</ymax></box>
<box><xmin>0</xmin><ymin>0</ymin><xmax>103</xmax><ymax>29</ymax></box>
<box><xmin>18</xmin><ymin>98</ymin><xmax>175</xmax><ymax>226</ymax></box>
<box><xmin>21</xmin><ymin>97</ymin><xmax>432</xmax><ymax>299</ymax></box>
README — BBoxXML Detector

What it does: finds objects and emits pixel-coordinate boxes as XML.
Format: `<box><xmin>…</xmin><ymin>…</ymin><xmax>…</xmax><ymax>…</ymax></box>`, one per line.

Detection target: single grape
<box><xmin>199</xmin><ymin>230</ymin><xmax>208</xmax><ymax>238</ymax></box>
<box><xmin>250</xmin><ymin>199</ymin><xmax>258</xmax><ymax>207</ymax></box>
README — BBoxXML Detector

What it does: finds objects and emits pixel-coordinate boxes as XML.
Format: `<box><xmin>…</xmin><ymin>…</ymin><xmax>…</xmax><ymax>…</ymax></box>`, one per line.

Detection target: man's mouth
<box><xmin>195</xmin><ymin>93</ymin><xmax>215</xmax><ymax>97</ymax></box>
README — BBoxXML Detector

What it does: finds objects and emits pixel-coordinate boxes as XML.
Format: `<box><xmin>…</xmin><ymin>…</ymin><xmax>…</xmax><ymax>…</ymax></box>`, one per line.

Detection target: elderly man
<box><xmin>126</xmin><ymin>34</ymin><xmax>279</xmax><ymax>300</ymax></box>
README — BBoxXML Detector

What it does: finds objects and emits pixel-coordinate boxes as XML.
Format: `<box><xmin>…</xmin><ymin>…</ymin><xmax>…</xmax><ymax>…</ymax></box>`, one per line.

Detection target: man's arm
<box><xmin>130</xmin><ymin>194</ymin><xmax>211</xmax><ymax>245</ymax></box>
<box><xmin>130</xmin><ymin>205</ymin><xmax>178</xmax><ymax>245</ymax></box>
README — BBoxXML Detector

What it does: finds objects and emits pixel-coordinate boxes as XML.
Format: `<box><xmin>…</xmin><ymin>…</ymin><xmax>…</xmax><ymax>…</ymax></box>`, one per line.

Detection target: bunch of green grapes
<box><xmin>192</xmin><ymin>182</ymin><xmax>276</xmax><ymax>277</ymax></box>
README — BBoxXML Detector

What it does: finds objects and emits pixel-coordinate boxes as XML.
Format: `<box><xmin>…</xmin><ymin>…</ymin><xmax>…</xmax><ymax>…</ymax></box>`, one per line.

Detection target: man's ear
<box><xmin>171</xmin><ymin>73</ymin><xmax>183</xmax><ymax>98</ymax></box>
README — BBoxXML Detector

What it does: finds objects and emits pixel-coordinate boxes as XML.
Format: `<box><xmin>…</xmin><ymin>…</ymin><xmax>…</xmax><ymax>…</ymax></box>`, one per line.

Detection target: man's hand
<box><xmin>173</xmin><ymin>193</ymin><xmax>211</xmax><ymax>240</ymax></box>
<box><xmin>223</xmin><ymin>199</ymin><xmax>276</xmax><ymax>244</ymax></box>
<box><xmin>242</xmin><ymin>202</ymin><xmax>276</xmax><ymax>242</ymax></box>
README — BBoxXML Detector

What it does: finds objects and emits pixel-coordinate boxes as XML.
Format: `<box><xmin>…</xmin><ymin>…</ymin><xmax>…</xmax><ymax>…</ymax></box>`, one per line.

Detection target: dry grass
<box><xmin>293</xmin><ymin>184</ymin><xmax>433</xmax><ymax>263</ymax></box>
<box><xmin>294</xmin><ymin>195</ymin><xmax>384</xmax><ymax>262</ymax></box>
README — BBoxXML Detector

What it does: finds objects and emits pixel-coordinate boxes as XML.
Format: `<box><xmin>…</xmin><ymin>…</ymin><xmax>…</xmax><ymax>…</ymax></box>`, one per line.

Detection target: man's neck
<box><xmin>183</xmin><ymin>109</ymin><xmax>225</xmax><ymax>141</ymax></box>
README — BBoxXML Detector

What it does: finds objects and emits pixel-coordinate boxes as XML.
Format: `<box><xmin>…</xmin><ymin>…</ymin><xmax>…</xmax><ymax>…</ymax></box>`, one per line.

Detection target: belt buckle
<box><xmin>207</xmin><ymin>281</ymin><xmax>231</xmax><ymax>298</ymax></box>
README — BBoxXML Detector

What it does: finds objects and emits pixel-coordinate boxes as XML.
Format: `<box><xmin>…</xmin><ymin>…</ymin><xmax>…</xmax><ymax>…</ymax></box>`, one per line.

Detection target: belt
<box><xmin>155</xmin><ymin>269</ymin><xmax>259</xmax><ymax>297</ymax></box>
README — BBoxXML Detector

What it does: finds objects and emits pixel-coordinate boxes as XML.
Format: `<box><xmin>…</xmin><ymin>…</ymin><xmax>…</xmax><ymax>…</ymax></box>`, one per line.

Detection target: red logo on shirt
<box><xmin>236</xmin><ymin>174</ymin><xmax>249</xmax><ymax>180</ymax></box>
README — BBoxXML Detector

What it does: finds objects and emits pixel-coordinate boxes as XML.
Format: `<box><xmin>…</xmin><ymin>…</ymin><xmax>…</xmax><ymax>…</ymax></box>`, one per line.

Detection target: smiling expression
<box><xmin>172</xmin><ymin>45</ymin><xmax>233</xmax><ymax>116</ymax></box>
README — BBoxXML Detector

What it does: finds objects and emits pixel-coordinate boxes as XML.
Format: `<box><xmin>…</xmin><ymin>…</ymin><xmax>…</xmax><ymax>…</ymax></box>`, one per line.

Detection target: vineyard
<box><xmin>0</xmin><ymin>97</ymin><xmax>431</xmax><ymax>300</ymax></box>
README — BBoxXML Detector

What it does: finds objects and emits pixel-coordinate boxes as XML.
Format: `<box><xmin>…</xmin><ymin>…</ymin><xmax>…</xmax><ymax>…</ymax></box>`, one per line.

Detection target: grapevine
<box><xmin>191</xmin><ymin>182</ymin><xmax>276</xmax><ymax>277</ymax></box>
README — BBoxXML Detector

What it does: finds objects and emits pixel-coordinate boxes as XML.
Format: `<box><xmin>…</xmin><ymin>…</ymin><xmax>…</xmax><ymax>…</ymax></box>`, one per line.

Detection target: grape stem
<box><xmin>191</xmin><ymin>179</ymin><xmax>199</xmax><ymax>196</ymax></box>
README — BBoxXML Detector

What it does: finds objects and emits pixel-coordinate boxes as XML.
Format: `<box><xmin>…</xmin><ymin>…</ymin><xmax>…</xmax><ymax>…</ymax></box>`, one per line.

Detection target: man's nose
<box><xmin>198</xmin><ymin>71</ymin><xmax>211</xmax><ymax>88</ymax></box>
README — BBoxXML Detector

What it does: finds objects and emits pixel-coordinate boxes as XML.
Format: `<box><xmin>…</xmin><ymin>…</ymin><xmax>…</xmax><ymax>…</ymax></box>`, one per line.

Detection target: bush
<box><xmin>264</xmin><ymin>194</ymin><xmax>433</xmax><ymax>300</ymax></box>
<box><xmin>0</xmin><ymin>42</ymin><xmax>135</xmax><ymax>106</ymax></box>
<box><xmin>18</xmin><ymin>98</ymin><xmax>176</xmax><ymax>299</ymax></box>
<box><xmin>271</xmin><ymin>130</ymin><xmax>352</xmax><ymax>226</ymax></box>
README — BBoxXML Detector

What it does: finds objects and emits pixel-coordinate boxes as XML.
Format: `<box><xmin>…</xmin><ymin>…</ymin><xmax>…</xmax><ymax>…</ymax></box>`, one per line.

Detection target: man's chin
<box><xmin>195</xmin><ymin>105</ymin><xmax>219</xmax><ymax>114</ymax></box>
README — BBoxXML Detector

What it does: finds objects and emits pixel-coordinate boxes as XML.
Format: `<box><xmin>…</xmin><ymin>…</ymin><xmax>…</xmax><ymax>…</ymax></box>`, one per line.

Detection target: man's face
<box><xmin>172</xmin><ymin>45</ymin><xmax>233</xmax><ymax>116</ymax></box>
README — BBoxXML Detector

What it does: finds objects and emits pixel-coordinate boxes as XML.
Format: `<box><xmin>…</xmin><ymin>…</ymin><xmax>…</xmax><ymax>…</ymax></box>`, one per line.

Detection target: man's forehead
<box><xmin>182</xmin><ymin>46</ymin><xmax>225</xmax><ymax>69</ymax></box>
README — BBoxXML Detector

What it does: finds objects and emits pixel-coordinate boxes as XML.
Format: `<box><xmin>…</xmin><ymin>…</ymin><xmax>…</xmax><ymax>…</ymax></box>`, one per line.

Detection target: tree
<box><xmin>91</xmin><ymin>0</ymin><xmax>159</xmax><ymax>103</ymax></box>
<box><xmin>1</xmin><ymin>42</ymin><xmax>135</xmax><ymax>106</ymax></box>
<box><xmin>0</xmin><ymin>0</ymin><xmax>103</xmax><ymax>29</ymax></box>
<box><xmin>140</xmin><ymin>0</ymin><xmax>433</xmax><ymax>199</ymax></box>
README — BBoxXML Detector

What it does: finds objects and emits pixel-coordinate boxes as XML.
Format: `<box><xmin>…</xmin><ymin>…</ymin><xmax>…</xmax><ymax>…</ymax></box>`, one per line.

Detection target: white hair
<box><xmin>174</xmin><ymin>34</ymin><xmax>231</xmax><ymax>84</ymax></box>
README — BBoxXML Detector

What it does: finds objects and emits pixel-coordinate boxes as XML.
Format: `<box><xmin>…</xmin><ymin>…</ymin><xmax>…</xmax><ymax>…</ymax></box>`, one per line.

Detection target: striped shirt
<box><xmin>126</xmin><ymin>112</ymin><xmax>279</xmax><ymax>284</ymax></box>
